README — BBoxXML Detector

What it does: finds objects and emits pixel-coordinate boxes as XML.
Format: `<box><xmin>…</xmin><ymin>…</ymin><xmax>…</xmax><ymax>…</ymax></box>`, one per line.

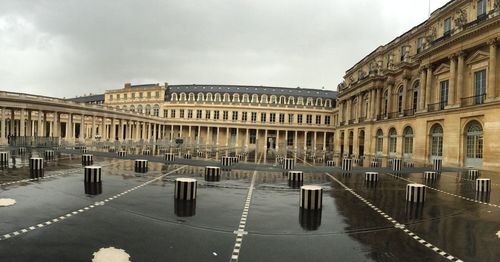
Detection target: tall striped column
<box><xmin>341</xmin><ymin>158</ymin><xmax>352</xmax><ymax>171</ymax></box>
<box><xmin>406</xmin><ymin>184</ymin><xmax>426</xmax><ymax>203</ymax></box>
<box><xmin>174</xmin><ymin>198</ymin><xmax>196</xmax><ymax>217</ymax></box>
<box><xmin>467</xmin><ymin>169</ymin><xmax>479</xmax><ymax>179</ymax></box>
<box><xmin>84</xmin><ymin>182</ymin><xmax>102</xmax><ymax>195</ymax></box>
<box><xmin>475</xmin><ymin>178</ymin><xmax>491</xmax><ymax>192</ymax></box>
<box><xmin>82</xmin><ymin>154</ymin><xmax>93</xmax><ymax>166</ymax></box>
<box><xmin>282</xmin><ymin>158</ymin><xmax>295</xmax><ymax>170</ymax></box>
<box><xmin>184</xmin><ymin>152</ymin><xmax>192</xmax><ymax>159</ymax></box>
<box><xmin>300</xmin><ymin>185</ymin><xmax>323</xmax><ymax>210</ymax></box>
<box><xmin>84</xmin><ymin>166</ymin><xmax>102</xmax><ymax>183</ymax></box>
<box><xmin>221</xmin><ymin>156</ymin><xmax>232</xmax><ymax>167</ymax></box>
<box><xmin>29</xmin><ymin>157</ymin><xmax>44</xmax><ymax>170</ymax></box>
<box><xmin>165</xmin><ymin>153</ymin><xmax>175</xmax><ymax>162</ymax></box>
<box><xmin>370</xmin><ymin>159</ymin><xmax>380</xmax><ymax>168</ymax></box>
<box><xmin>204</xmin><ymin>166</ymin><xmax>221</xmax><ymax>181</ymax></box>
<box><xmin>142</xmin><ymin>149</ymin><xmax>151</xmax><ymax>156</ymax></box>
<box><xmin>174</xmin><ymin>178</ymin><xmax>197</xmax><ymax>200</ymax></box>
<box><xmin>134</xmin><ymin>159</ymin><xmax>148</xmax><ymax>173</ymax></box>
<box><xmin>392</xmin><ymin>159</ymin><xmax>402</xmax><ymax>171</ymax></box>
<box><xmin>423</xmin><ymin>171</ymin><xmax>437</xmax><ymax>181</ymax></box>
<box><xmin>365</xmin><ymin>172</ymin><xmax>378</xmax><ymax>182</ymax></box>
<box><xmin>326</xmin><ymin>160</ymin><xmax>335</xmax><ymax>167</ymax></box>
<box><xmin>432</xmin><ymin>159</ymin><xmax>442</xmax><ymax>171</ymax></box>
<box><xmin>18</xmin><ymin>147</ymin><xmax>26</xmax><ymax>155</ymax></box>
<box><xmin>0</xmin><ymin>151</ymin><xmax>9</xmax><ymax>165</ymax></box>
<box><xmin>117</xmin><ymin>150</ymin><xmax>127</xmax><ymax>157</ymax></box>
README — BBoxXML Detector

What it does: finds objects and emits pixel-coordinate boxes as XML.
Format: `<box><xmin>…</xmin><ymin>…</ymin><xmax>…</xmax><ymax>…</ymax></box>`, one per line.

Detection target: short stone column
<box><xmin>287</xmin><ymin>171</ymin><xmax>304</xmax><ymax>182</ymax></box>
<box><xmin>424</xmin><ymin>171</ymin><xmax>437</xmax><ymax>180</ymax></box>
<box><xmin>142</xmin><ymin>149</ymin><xmax>151</xmax><ymax>155</ymax></box>
<box><xmin>134</xmin><ymin>159</ymin><xmax>148</xmax><ymax>173</ymax></box>
<box><xmin>183</xmin><ymin>152</ymin><xmax>192</xmax><ymax>159</ymax></box>
<box><xmin>0</xmin><ymin>151</ymin><xmax>9</xmax><ymax>164</ymax></box>
<box><xmin>174</xmin><ymin>178</ymin><xmax>197</xmax><ymax>200</ymax></box>
<box><xmin>300</xmin><ymin>185</ymin><xmax>323</xmax><ymax>210</ymax></box>
<box><xmin>432</xmin><ymin>159</ymin><xmax>442</xmax><ymax>171</ymax></box>
<box><xmin>475</xmin><ymin>178</ymin><xmax>491</xmax><ymax>192</ymax></box>
<box><xmin>406</xmin><ymin>183</ymin><xmax>426</xmax><ymax>203</ymax></box>
<box><xmin>221</xmin><ymin>156</ymin><xmax>232</xmax><ymax>167</ymax></box>
<box><xmin>84</xmin><ymin>166</ymin><xmax>102</xmax><ymax>183</ymax></box>
<box><xmin>82</xmin><ymin>154</ymin><xmax>93</xmax><ymax>166</ymax></box>
<box><xmin>204</xmin><ymin>166</ymin><xmax>221</xmax><ymax>181</ymax></box>
<box><xmin>117</xmin><ymin>150</ymin><xmax>127</xmax><ymax>157</ymax></box>
<box><xmin>365</xmin><ymin>172</ymin><xmax>378</xmax><ymax>182</ymax></box>
<box><xmin>392</xmin><ymin>159</ymin><xmax>402</xmax><ymax>171</ymax></box>
<box><xmin>326</xmin><ymin>160</ymin><xmax>335</xmax><ymax>167</ymax></box>
<box><xmin>44</xmin><ymin>150</ymin><xmax>55</xmax><ymax>160</ymax></box>
<box><xmin>467</xmin><ymin>169</ymin><xmax>479</xmax><ymax>179</ymax></box>
<box><xmin>370</xmin><ymin>159</ymin><xmax>380</xmax><ymax>167</ymax></box>
<box><xmin>341</xmin><ymin>158</ymin><xmax>352</xmax><ymax>171</ymax></box>
<box><xmin>282</xmin><ymin>158</ymin><xmax>295</xmax><ymax>170</ymax></box>
<box><xmin>164</xmin><ymin>153</ymin><xmax>175</xmax><ymax>162</ymax></box>
<box><xmin>29</xmin><ymin>157</ymin><xmax>44</xmax><ymax>170</ymax></box>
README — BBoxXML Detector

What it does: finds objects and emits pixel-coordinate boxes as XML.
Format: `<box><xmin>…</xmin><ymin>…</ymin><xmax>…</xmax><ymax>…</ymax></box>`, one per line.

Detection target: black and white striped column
<box><xmin>392</xmin><ymin>159</ymin><xmax>402</xmax><ymax>171</ymax></box>
<box><xmin>174</xmin><ymin>178</ymin><xmax>197</xmax><ymax>200</ymax></box>
<box><xmin>221</xmin><ymin>156</ymin><xmax>232</xmax><ymax>167</ymax></box>
<box><xmin>29</xmin><ymin>157</ymin><xmax>44</xmax><ymax>170</ymax></box>
<box><xmin>282</xmin><ymin>158</ymin><xmax>295</xmax><ymax>170</ymax></box>
<box><xmin>405</xmin><ymin>183</ymin><xmax>426</xmax><ymax>203</ymax></box>
<box><xmin>370</xmin><ymin>159</ymin><xmax>379</xmax><ymax>168</ymax></box>
<box><xmin>134</xmin><ymin>159</ymin><xmax>148</xmax><ymax>173</ymax></box>
<box><xmin>117</xmin><ymin>150</ymin><xmax>127</xmax><ymax>157</ymax></box>
<box><xmin>365</xmin><ymin>172</ymin><xmax>378</xmax><ymax>182</ymax></box>
<box><xmin>81</xmin><ymin>148</ymin><xmax>88</xmax><ymax>154</ymax></box>
<box><xmin>204</xmin><ymin>166</ymin><xmax>221</xmax><ymax>179</ymax></box>
<box><xmin>231</xmin><ymin>156</ymin><xmax>239</xmax><ymax>164</ymax></box>
<box><xmin>299</xmin><ymin>208</ymin><xmax>322</xmax><ymax>231</ymax></box>
<box><xmin>164</xmin><ymin>153</ymin><xmax>176</xmax><ymax>162</ymax></box>
<box><xmin>475</xmin><ymin>178</ymin><xmax>491</xmax><ymax>192</ymax></box>
<box><xmin>174</xmin><ymin>198</ymin><xmax>196</xmax><ymax>217</ymax></box>
<box><xmin>341</xmin><ymin>158</ymin><xmax>352</xmax><ymax>171</ymax></box>
<box><xmin>0</xmin><ymin>151</ymin><xmax>9</xmax><ymax>164</ymax></box>
<box><xmin>18</xmin><ymin>147</ymin><xmax>26</xmax><ymax>155</ymax></box>
<box><xmin>432</xmin><ymin>159</ymin><xmax>442</xmax><ymax>171</ymax></box>
<box><xmin>84</xmin><ymin>166</ymin><xmax>102</xmax><ymax>183</ymax></box>
<box><xmin>44</xmin><ymin>150</ymin><xmax>55</xmax><ymax>160</ymax></box>
<box><xmin>184</xmin><ymin>153</ymin><xmax>192</xmax><ymax>159</ymax></box>
<box><xmin>300</xmin><ymin>185</ymin><xmax>323</xmax><ymax>210</ymax></box>
<box><xmin>287</xmin><ymin>171</ymin><xmax>304</xmax><ymax>182</ymax></box>
<box><xmin>84</xmin><ymin>182</ymin><xmax>102</xmax><ymax>195</ymax></box>
<box><xmin>423</xmin><ymin>171</ymin><xmax>437</xmax><ymax>180</ymax></box>
<box><xmin>467</xmin><ymin>169</ymin><xmax>479</xmax><ymax>179</ymax></box>
<box><xmin>404</xmin><ymin>161</ymin><xmax>414</xmax><ymax>168</ymax></box>
<box><xmin>82</xmin><ymin>154</ymin><xmax>94</xmax><ymax>166</ymax></box>
<box><xmin>326</xmin><ymin>160</ymin><xmax>335</xmax><ymax>167</ymax></box>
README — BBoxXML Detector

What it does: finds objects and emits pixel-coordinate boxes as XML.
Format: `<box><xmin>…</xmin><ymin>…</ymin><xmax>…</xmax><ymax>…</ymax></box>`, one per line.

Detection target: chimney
<box><xmin>124</xmin><ymin>82</ymin><xmax>131</xmax><ymax>89</ymax></box>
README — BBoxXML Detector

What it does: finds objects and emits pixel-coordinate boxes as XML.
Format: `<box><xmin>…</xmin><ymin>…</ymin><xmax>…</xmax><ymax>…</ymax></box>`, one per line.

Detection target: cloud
<box><xmin>0</xmin><ymin>0</ymin><xmax>450</xmax><ymax>97</ymax></box>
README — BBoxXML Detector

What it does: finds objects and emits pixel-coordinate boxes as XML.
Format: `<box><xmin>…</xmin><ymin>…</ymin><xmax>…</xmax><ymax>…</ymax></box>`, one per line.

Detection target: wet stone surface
<box><xmin>0</xmin><ymin>149</ymin><xmax>499</xmax><ymax>261</ymax></box>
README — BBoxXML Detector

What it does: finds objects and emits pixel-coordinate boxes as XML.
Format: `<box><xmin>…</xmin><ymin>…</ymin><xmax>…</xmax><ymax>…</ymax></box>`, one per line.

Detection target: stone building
<box><xmin>335</xmin><ymin>0</ymin><xmax>500</xmax><ymax>169</ymax></box>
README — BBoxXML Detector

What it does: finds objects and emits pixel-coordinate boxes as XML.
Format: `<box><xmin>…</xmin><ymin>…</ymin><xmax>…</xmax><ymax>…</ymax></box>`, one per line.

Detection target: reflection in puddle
<box><xmin>84</xmin><ymin>182</ymin><xmax>103</xmax><ymax>195</ymax></box>
<box><xmin>299</xmin><ymin>208</ymin><xmax>322</xmax><ymax>231</ymax></box>
<box><xmin>405</xmin><ymin>202</ymin><xmax>424</xmax><ymax>219</ymax></box>
<box><xmin>174</xmin><ymin>199</ymin><xmax>196</xmax><ymax>217</ymax></box>
<box><xmin>30</xmin><ymin>169</ymin><xmax>44</xmax><ymax>179</ymax></box>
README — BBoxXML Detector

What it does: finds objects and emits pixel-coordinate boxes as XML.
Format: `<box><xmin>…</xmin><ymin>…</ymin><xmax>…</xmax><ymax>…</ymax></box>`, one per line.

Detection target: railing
<box><xmin>427</xmin><ymin>101</ymin><xmax>446</xmax><ymax>112</ymax></box>
<box><xmin>8</xmin><ymin>136</ymin><xmax>60</xmax><ymax>147</ymax></box>
<box><xmin>403</xmin><ymin>109</ymin><xmax>415</xmax><ymax>117</ymax></box>
<box><xmin>461</xmin><ymin>94</ymin><xmax>486</xmax><ymax>107</ymax></box>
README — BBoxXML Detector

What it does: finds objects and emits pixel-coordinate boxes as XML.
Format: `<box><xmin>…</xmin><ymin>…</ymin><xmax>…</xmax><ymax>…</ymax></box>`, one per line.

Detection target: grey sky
<box><xmin>0</xmin><ymin>0</ymin><xmax>450</xmax><ymax>98</ymax></box>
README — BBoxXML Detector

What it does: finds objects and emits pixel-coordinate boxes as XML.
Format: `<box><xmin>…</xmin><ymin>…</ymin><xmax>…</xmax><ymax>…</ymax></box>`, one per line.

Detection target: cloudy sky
<box><xmin>0</xmin><ymin>0</ymin><xmax>450</xmax><ymax>98</ymax></box>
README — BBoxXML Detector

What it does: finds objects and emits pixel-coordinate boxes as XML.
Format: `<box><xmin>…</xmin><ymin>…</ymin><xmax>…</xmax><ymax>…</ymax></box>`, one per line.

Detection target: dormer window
<box><xmin>444</xmin><ymin>17</ymin><xmax>451</xmax><ymax>36</ymax></box>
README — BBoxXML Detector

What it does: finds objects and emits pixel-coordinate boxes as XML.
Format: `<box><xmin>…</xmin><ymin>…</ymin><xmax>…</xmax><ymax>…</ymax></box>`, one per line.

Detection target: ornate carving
<box><xmin>454</xmin><ymin>9</ymin><xmax>467</xmax><ymax>29</ymax></box>
<box><xmin>387</xmin><ymin>54</ymin><xmax>394</xmax><ymax>70</ymax></box>
<box><xmin>495</xmin><ymin>0</ymin><xmax>500</xmax><ymax>11</ymax></box>
<box><xmin>425</xmin><ymin>27</ymin><xmax>437</xmax><ymax>43</ymax></box>
<box><xmin>487</xmin><ymin>38</ymin><xmax>497</xmax><ymax>46</ymax></box>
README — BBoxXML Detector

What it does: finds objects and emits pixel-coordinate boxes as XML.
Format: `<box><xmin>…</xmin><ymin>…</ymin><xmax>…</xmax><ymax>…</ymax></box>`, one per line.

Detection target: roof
<box><xmin>166</xmin><ymin>84</ymin><xmax>337</xmax><ymax>100</ymax></box>
<box><xmin>67</xmin><ymin>94</ymin><xmax>104</xmax><ymax>103</ymax></box>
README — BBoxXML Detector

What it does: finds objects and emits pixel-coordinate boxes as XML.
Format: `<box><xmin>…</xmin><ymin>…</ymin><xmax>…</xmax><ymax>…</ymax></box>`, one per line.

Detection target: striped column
<box><xmin>84</xmin><ymin>182</ymin><xmax>102</xmax><ymax>195</ymax></box>
<box><xmin>44</xmin><ymin>150</ymin><xmax>55</xmax><ymax>160</ymax></box>
<box><xmin>82</xmin><ymin>154</ymin><xmax>93</xmax><ymax>166</ymax></box>
<box><xmin>299</xmin><ymin>208</ymin><xmax>322</xmax><ymax>231</ymax></box>
<box><xmin>423</xmin><ymin>171</ymin><xmax>437</xmax><ymax>180</ymax></box>
<box><xmin>221</xmin><ymin>156</ymin><xmax>232</xmax><ymax>167</ymax></box>
<box><xmin>174</xmin><ymin>178</ymin><xmax>197</xmax><ymax>200</ymax></box>
<box><xmin>404</xmin><ymin>161</ymin><xmax>414</xmax><ymax>168</ymax></box>
<box><xmin>230</xmin><ymin>156</ymin><xmax>239</xmax><ymax>164</ymax></box>
<box><xmin>117</xmin><ymin>150</ymin><xmax>127</xmax><ymax>157</ymax></box>
<box><xmin>81</xmin><ymin>148</ymin><xmax>88</xmax><ymax>154</ymax></box>
<box><xmin>184</xmin><ymin>152</ymin><xmax>192</xmax><ymax>159</ymax></box>
<box><xmin>84</xmin><ymin>166</ymin><xmax>102</xmax><ymax>183</ymax></box>
<box><xmin>18</xmin><ymin>147</ymin><xmax>26</xmax><ymax>155</ymax></box>
<box><xmin>134</xmin><ymin>159</ymin><xmax>148</xmax><ymax>173</ymax></box>
<box><xmin>326</xmin><ymin>160</ymin><xmax>335</xmax><ymax>167</ymax></box>
<box><xmin>287</xmin><ymin>171</ymin><xmax>304</xmax><ymax>182</ymax></box>
<box><xmin>0</xmin><ymin>151</ymin><xmax>9</xmax><ymax>165</ymax></box>
<box><xmin>341</xmin><ymin>158</ymin><xmax>352</xmax><ymax>171</ymax></box>
<box><xmin>164</xmin><ymin>153</ymin><xmax>176</xmax><ymax>162</ymax></box>
<box><xmin>392</xmin><ymin>159</ymin><xmax>402</xmax><ymax>171</ymax></box>
<box><xmin>174</xmin><ymin>198</ymin><xmax>196</xmax><ymax>217</ymax></box>
<box><xmin>300</xmin><ymin>185</ymin><xmax>323</xmax><ymax>210</ymax></box>
<box><xmin>282</xmin><ymin>158</ymin><xmax>295</xmax><ymax>170</ymax></box>
<box><xmin>405</xmin><ymin>184</ymin><xmax>426</xmax><ymax>203</ymax></box>
<box><xmin>29</xmin><ymin>157</ymin><xmax>44</xmax><ymax>170</ymax></box>
<box><xmin>467</xmin><ymin>169</ymin><xmax>479</xmax><ymax>179</ymax></box>
<box><xmin>365</xmin><ymin>172</ymin><xmax>378</xmax><ymax>182</ymax></box>
<box><xmin>204</xmin><ymin>166</ymin><xmax>221</xmax><ymax>181</ymax></box>
<box><xmin>432</xmin><ymin>159</ymin><xmax>442</xmax><ymax>171</ymax></box>
<box><xmin>475</xmin><ymin>178</ymin><xmax>491</xmax><ymax>192</ymax></box>
<box><xmin>370</xmin><ymin>159</ymin><xmax>380</xmax><ymax>168</ymax></box>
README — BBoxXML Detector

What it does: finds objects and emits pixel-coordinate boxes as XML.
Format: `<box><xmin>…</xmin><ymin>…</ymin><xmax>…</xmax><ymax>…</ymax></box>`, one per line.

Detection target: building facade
<box><xmin>335</xmin><ymin>0</ymin><xmax>500</xmax><ymax>169</ymax></box>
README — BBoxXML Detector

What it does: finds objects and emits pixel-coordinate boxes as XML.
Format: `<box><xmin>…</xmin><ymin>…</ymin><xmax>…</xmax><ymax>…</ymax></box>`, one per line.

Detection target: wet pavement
<box><xmin>0</xmin><ymin>149</ymin><xmax>499</xmax><ymax>261</ymax></box>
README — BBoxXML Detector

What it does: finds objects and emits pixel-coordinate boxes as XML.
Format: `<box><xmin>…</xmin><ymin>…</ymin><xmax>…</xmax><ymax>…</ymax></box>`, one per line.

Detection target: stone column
<box><xmin>43</xmin><ymin>112</ymin><xmax>47</xmax><ymax>137</ymax></box>
<box><xmin>92</xmin><ymin>116</ymin><xmax>96</xmax><ymax>139</ymax></box>
<box><xmin>488</xmin><ymin>39</ymin><xmax>497</xmax><ymax>100</ymax></box>
<box><xmin>401</xmin><ymin>80</ymin><xmax>408</xmax><ymax>113</ymax></box>
<box><xmin>26</xmin><ymin>110</ymin><xmax>31</xmax><ymax>136</ymax></box>
<box><xmin>236</xmin><ymin>127</ymin><xmax>239</xmax><ymax>149</ymax></box>
<box><xmin>53</xmin><ymin>112</ymin><xmax>59</xmax><ymax>138</ymax></box>
<box><xmin>81</xmin><ymin>115</ymin><xmax>86</xmax><ymax>142</ymax></box>
<box><xmin>110</xmin><ymin>118</ymin><xmax>115</xmax><ymax>141</ymax></box>
<box><xmin>386</xmin><ymin>84</ymin><xmax>393</xmax><ymax>114</ymax></box>
<box><xmin>346</xmin><ymin>99</ymin><xmax>351</xmax><ymax>122</ymax></box>
<box><xmin>20</xmin><ymin>109</ymin><xmax>25</xmax><ymax>136</ymax></box>
<box><xmin>303</xmin><ymin>131</ymin><xmax>308</xmax><ymax>154</ymax></box>
<box><xmin>1</xmin><ymin>108</ymin><xmax>6</xmax><ymax>143</ymax></box>
<box><xmin>37</xmin><ymin>110</ymin><xmax>43</xmax><ymax>137</ymax></box>
<box><xmin>375</xmin><ymin>88</ymin><xmax>381</xmax><ymax>117</ymax></box>
<box><xmin>357</xmin><ymin>93</ymin><xmax>362</xmax><ymax>121</ymax></box>
<box><xmin>216</xmin><ymin>127</ymin><xmax>220</xmax><ymax>145</ymax></box>
<box><xmin>456</xmin><ymin>52</ymin><xmax>465</xmax><ymax>105</ymax></box>
<box><xmin>418</xmin><ymin>68</ymin><xmax>427</xmax><ymax>110</ymax></box>
<box><xmin>425</xmin><ymin>66</ymin><xmax>433</xmax><ymax>108</ymax></box>
<box><xmin>338</xmin><ymin>101</ymin><xmax>344</xmax><ymax>123</ymax></box>
<box><xmin>448</xmin><ymin>55</ymin><xmax>456</xmax><ymax>106</ymax></box>
<box><xmin>9</xmin><ymin>109</ymin><xmax>14</xmax><ymax>136</ymax></box>
<box><xmin>245</xmin><ymin>128</ymin><xmax>249</xmax><ymax>149</ymax></box>
<box><xmin>323</xmin><ymin>132</ymin><xmax>327</xmax><ymax>151</ymax></box>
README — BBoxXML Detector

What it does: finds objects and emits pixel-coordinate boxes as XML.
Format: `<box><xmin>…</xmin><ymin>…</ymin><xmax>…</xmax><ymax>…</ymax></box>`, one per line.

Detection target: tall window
<box><xmin>383</xmin><ymin>90</ymin><xmax>389</xmax><ymax>115</ymax></box>
<box><xmin>389</xmin><ymin>128</ymin><xmax>397</xmax><ymax>154</ymax></box>
<box><xmin>477</xmin><ymin>0</ymin><xmax>486</xmax><ymax>18</ymax></box>
<box><xmin>375</xmin><ymin>129</ymin><xmax>383</xmax><ymax>153</ymax></box>
<box><xmin>188</xmin><ymin>109</ymin><xmax>193</xmax><ymax>119</ymax></box>
<box><xmin>269</xmin><ymin>113</ymin><xmax>276</xmax><ymax>123</ymax></box>
<box><xmin>170</xmin><ymin>109</ymin><xmax>176</xmax><ymax>118</ymax></box>
<box><xmin>325</xmin><ymin>116</ymin><xmax>331</xmax><ymax>125</ymax></box>
<box><xmin>417</xmin><ymin>37</ymin><xmax>424</xmax><ymax>53</ymax></box>
<box><xmin>297</xmin><ymin>114</ymin><xmax>303</xmax><ymax>124</ymax></box>
<box><xmin>145</xmin><ymin>104</ymin><xmax>151</xmax><ymax>115</ymax></box>
<box><xmin>242</xmin><ymin>112</ymin><xmax>247</xmax><ymax>122</ymax></box>
<box><xmin>306</xmin><ymin>114</ymin><xmax>312</xmax><ymax>124</ymax></box>
<box><xmin>288</xmin><ymin>114</ymin><xmax>294</xmax><ymax>123</ymax></box>
<box><xmin>403</xmin><ymin>127</ymin><xmax>413</xmax><ymax>154</ymax></box>
<box><xmin>260</xmin><ymin>112</ymin><xmax>266</xmax><ymax>123</ymax></box>
<box><xmin>214</xmin><ymin>110</ymin><xmax>219</xmax><ymax>120</ymax></box>
<box><xmin>206</xmin><ymin>110</ymin><xmax>211</xmax><ymax>119</ymax></box>
<box><xmin>232</xmin><ymin>111</ymin><xmax>238</xmax><ymax>121</ymax></box>
<box><xmin>430</xmin><ymin>124</ymin><xmax>443</xmax><ymax>157</ymax></box>
<box><xmin>412</xmin><ymin>81</ymin><xmax>419</xmax><ymax>111</ymax></box>
<box><xmin>196</xmin><ymin>110</ymin><xmax>202</xmax><ymax>119</ymax></box>
<box><xmin>249</xmin><ymin>129</ymin><xmax>256</xmax><ymax>144</ymax></box>
<box><xmin>316</xmin><ymin>115</ymin><xmax>321</xmax><ymax>125</ymax></box>
<box><xmin>397</xmin><ymin>86</ymin><xmax>404</xmax><ymax>113</ymax></box>
<box><xmin>474</xmin><ymin>70</ymin><xmax>486</xmax><ymax>104</ymax></box>
<box><xmin>179</xmin><ymin>109</ymin><xmax>185</xmax><ymax>118</ymax></box>
<box><xmin>465</xmin><ymin>121</ymin><xmax>483</xmax><ymax>159</ymax></box>
<box><xmin>153</xmin><ymin>104</ymin><xmax>160</xmax><ymax>116</ymax></box>
<box><xmin>444</xmin><ymin>17</ymin><xmax>451</xmax><ymax>36</ymax></box>
<box><xmin>130</xmin><ymin>105</ymin><xmax>135</xmax><ymax>112</ymax></box>
<box><xmin>223</xmin><ymin>111</ymin><xmax>228</xmax><ymax>120</ymax></box>
<box><xmin>251</xmin><ymin>112</ymin><xmax>257</xmax><ymax>123</ymax></box>
<box><xmin>137</xmin><ymin>105</ymin><xmax>143</xmax><ymax>113</ymax></box>
<box><xmin>279</xmin><ymin>113</ymin><xmax>285</xmax><ymax>124</ymax></box>
<box><xmin>440</xmin><ymin>80</ymin><xmax>449</xmax><ymax>109</ymax></box>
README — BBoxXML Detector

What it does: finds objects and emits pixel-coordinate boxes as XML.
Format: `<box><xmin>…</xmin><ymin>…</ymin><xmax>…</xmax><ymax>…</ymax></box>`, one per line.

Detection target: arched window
<box><xmin>188</xmin><ymin>93</ymin><xmax>195</xmax><ymax>102</ymax></box>
<box><xmin>214</xmin><ymin>93</ymin><xmax>221</xmax><ymax>102</ymax></box>
<box><xmin>242</xmin><ymin>94</ymin><xmax>249</xmax><ymax>103</ymax></box>
<box><xmin>223</xmin><ymin>93</ymin><xmax>230</xmax><ymax>102</ymax></box>
<box><xmin>412</xmin><ymin>81</ymin><xmax>419</xmax><ymax>111</ymax></box>
<box><xmin>430</xmin><ymin>124</ymin><xmax>443</xmax><ymax>157</ymax></box>
<box><xmin>122</xmin><ymin>105</ymin><xmax>127</xmax><ymax>111</ymax></box>
<box><xmin>376</xmin><ymin>129</ymin><xmax>384</xmax><ymax>153</ymax></box>
<box><xmin>130</xmin><ymin>105</ymin><xmax>135</xmax><ymax>112</ymax></box>
<box><xmin>297</xmin><ymin>97</ymin><xmax>304</xmax><ymax>105</ymax></box>
<box><xmin>403</xmin><ymin>126</ymin><xmax>413</xmax><ymax>154</ymax></box>
<box><xmin>137</xmin><ymin>105</ymin><xmax>143</xmax><ymax>113</ymax></box>
<box><xmin>179</xmin><ymin>93</ymin><xmax>187</xmax><ymax>101</ymax></box>
<box><xmin>206</xmin><ymin>93</ymin><xmax>213</xmax><ymax>102</ymax></box>
<box><xmin>389</xmin><ymin>128</ymin><xmax>397</xmax><ymax>154</ymax></box>
<box><xmin>288</xmin><ymin>96</ymin><xmax>295</xmax><ymax>105</ymax></box>
<box><xmin>260</xmin><ymin>94</ymin><xmax>267</xmax><ymax>103</ymax></box>
<box><xmin>153</xmin><ymin>104</ymin><xmax>160</xmax><ymax>116</ymax></box>
<box><xmin>270</xmin><ymin>95</ymin><xmax>277</xmax><ymax>104</ymax></box>
<box><xmin>171</xmin><ymin>93</ymin><xmax>178</xmax><ymax>101</ymax></box>
<box><xmin>397</xmin><ymin>86</ymin><xmax>404</xmax><ymax>113</ymax></box>
<box><xmin>145</xmin><ymin>104</ymin><xmax>151</xmax><ymax>115</ymax></box>
<box><xmin>306</xmin><ymin>97</ymin><xmax>314</xmax><ymax>106</ymax></box>
<box><xmin>383</xmin><ymin>90</ymin><xmax>389</xmax><ymax>115</ymax></box>
<box><xmin>233</xmin><ymin>93</ymin><xmax>240</xmax><ymax>102</ymax></box>
<box><xmin>251</xmin><ymin>94</ymin><xmax>259</xmax><ymax>103</ymax></box>
<box><xmin>280</xmin><ymin>96</ymin><xmax>287</xmax><ymax>104</ymax></box>
<box><xmin>197</xmin><ymin>93</ymin><xmax>204</xmax><ymax>102</ymax></box>
<box><xmin>315</xmin><ymin>97</ymin><xmax>322</xmax><ymax>106</ymax></box>
<box><xmin>465</xmin><ymin>121</ymin><xmax>483</xmax><ymax>159</ymax></box>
